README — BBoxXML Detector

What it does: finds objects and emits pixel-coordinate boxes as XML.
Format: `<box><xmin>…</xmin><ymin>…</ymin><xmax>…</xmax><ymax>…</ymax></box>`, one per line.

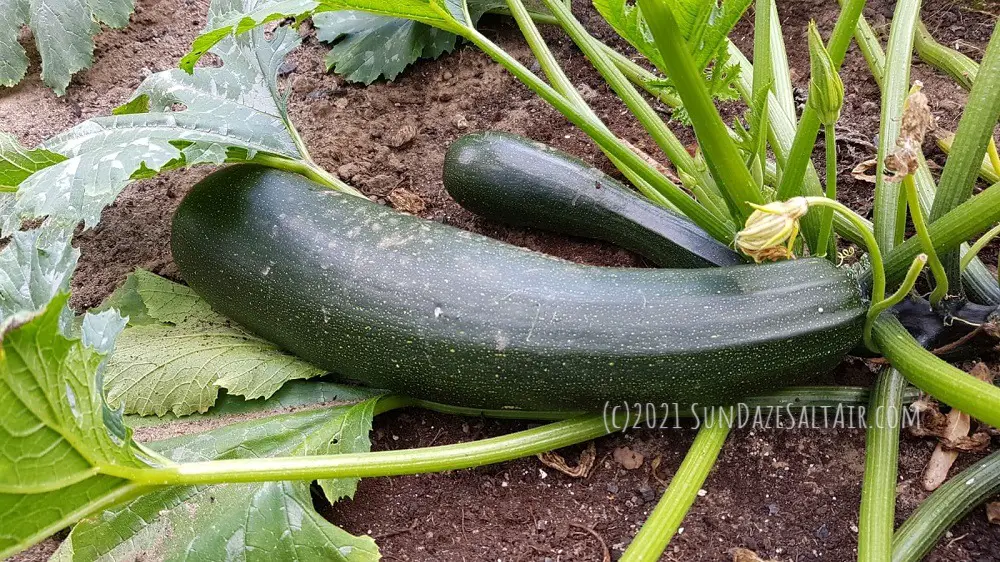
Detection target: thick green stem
<box><xmin>620</xmin><ymin>413</ymin><xmax>731</xmax><ymax>561</ymax></box>
<box><xmin>872</xmin><ymin>0</ymin><xmax>921</xmax><ymax>252</ymax></box>
<box><xmin>914</xmin><ymin>20</ymin><xmax>978</xmax><ymax>91</ymax></box>
<box><xmin>865</xmin><ymin>254</ymin><xmax>927</xmax><ymax>351</ymax></box>
<box><xmin>775</xmin><ymin>0</ymin><xmax>868</xmax><ymax>209</ymax></box>
<box><xmin>857</xmin><ymin>368</ymin><xmax>906</xmax><ymax>562</ymax></box>
<box><xmin>638</xmin><ymin>0</ymin><xmax>764</xmax><ymax>223</ymax></box>
<box><xmin>765</xmin><ymin>0</ymin><xmax>797</xmax><ymax>121</ymax></box>
<box><xmin>872</xmin><ymin>314</ymin><xmax>1000</xmax><ymax>429</ymax></box>
<box><xmin>752</xmin><ymin>0</ymin><xmax>774</xmax><ymax>176</ymax></box>
<box><xmin>928</xmin><ymin>21</ymin><xmax>1000</xmax><ymax>290</ymax></box>
<box><xmin>817</xmin><ymin>126</ymin><xmax>838</xmax><ymax>258</ymax></box>
<box><xmin>248</xmin><ymin>154</ymin><xmax>362</xmax><ymax>196</ymax></box>
<box><xmin>601</xmin><ymin>45</ymin><xmax>682</xmax><ymax>108</ymax></box>
<box><xmin>892</xmin><ymin>449</ymin><xmax>1000</xmax><ymax>562</ymax></box>
<box><xmin>903</xmin><ymin>174</ymin><xmax>948</xmax><ymax>305</ymax></box>
<box><xmin>133</xmin><ymin>413</ymin><xmax>614</xmax><ymax>486</ymax></box>
<box><xmin>805</xmin><ymin>196</ymin><xmax>886</xmax><ymax>303</ymax></box>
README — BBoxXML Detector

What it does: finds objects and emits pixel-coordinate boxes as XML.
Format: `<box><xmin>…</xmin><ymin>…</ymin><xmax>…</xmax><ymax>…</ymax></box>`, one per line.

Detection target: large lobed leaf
<box><xmin>0</xmin><ymin>294</ymin><xmax>155</xmax><ymax>559</ymax></box>
<box><xmin>0</xmin><ymin>292</ymin><xmax>382</xmax><ymax>559</ymax></box>
<box><xmin>52</xmin><ymin>400</ymin><xmax>381</xmax><ymax>562</ymax></box>
<box><xmin>1</xmin><ymin>0</ymin><xmax>305</xmax><ymax>236</ymax></box>
<box><xmin>0</xmin><ymin>0</ymin><xmax>135</xmax><ymax>94</ymax></box>
<box><xmin>103</xmin><ymin>270</ymin><xmax>326</xmax><ymax>417</ymax></box>
<box><xmin>314</xmin><ymin>0</ymin><xmax>517</xmax><ymax>83</ymax></box>
<box><xmin>314</xmin><ymin>11</ymin><xmax>458</xmax><ymax>83</ymax></box>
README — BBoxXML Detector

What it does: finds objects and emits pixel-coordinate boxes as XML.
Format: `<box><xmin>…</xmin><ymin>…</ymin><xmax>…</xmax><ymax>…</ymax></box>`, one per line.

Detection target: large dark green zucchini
<box><xmin>444</xmin><ymin>131</ymin><xmax>743</xmax><ymax>268</ymax></box>
<box><xmin>172</xmin><ymin>165</ymin><xmax>866</xmax><ymax>411</ymax></box>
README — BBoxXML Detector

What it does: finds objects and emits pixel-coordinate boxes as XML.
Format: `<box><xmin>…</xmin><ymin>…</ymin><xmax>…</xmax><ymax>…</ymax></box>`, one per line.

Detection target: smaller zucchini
<box><xmin>444</xmin><ymin>132</ymin><xmax>743</xmax><ymax>268</ymax></box>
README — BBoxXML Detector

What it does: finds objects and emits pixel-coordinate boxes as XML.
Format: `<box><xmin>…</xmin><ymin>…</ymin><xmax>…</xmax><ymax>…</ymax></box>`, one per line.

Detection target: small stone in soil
<box><xmin>815</xmin><ymin>523</ymin><xmax>830</xmax><ymax>539</ymax></box>
<box><xmin>277</xmin><ymin>60</ymin><xmax>298</xmax><ymax>77</ymax></box>
<box><xmin>638</xmin><ymin>482</ymin><xmax>656</xmax><ymax>503</ymax></box>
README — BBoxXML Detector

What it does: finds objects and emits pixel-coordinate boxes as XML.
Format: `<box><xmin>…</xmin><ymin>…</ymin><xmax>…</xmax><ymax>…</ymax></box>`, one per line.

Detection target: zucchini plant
<box><xmin>2</xmin><ymin>0</ymin><xmax>1000</xmax><ymax>559</ymax></box>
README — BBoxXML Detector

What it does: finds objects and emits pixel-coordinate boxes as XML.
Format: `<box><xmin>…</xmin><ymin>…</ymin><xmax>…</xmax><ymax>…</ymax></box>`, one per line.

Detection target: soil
<box><xmin>2</xmin><ymin>0</ymin><xmax>1000</xmax><ymax>560</ymax></box>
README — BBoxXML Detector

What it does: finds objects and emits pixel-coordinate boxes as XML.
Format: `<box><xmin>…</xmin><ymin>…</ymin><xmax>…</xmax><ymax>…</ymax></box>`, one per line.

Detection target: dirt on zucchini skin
<box><xmin>172</xmin><ymin>165</ymin><xmax>866</xmax><ymax>411</ymax></box>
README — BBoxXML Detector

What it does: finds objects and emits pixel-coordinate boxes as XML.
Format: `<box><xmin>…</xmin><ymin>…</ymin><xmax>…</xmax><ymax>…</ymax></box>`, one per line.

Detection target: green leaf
<box><xmin>102</xmin><ymin>271</ymin><xmax>325</xmax><ymax>417</ymax></box>
<box><xmin>0</xmin><ymin>226</ymin><xmax>77</xmax><ymax>328</ymax></box>
<box><xmin>0</xmin><ymin>295</ymin><xmax>159</xmax><ymax>559</ymax></box>
<box><xmin>52</xmin><ymin>402</ymin><xmax>381</xmax><ymax>562</ymax></box>
<box><xmin>124</xmin><ymin>379</ymin><xmax>382</xmax><ymax>429</ymax></box>
<box><xmin>0</xmin><ymin>0</ymin><xmax>134</xmax><ymax>94</ymax></box>
<box><xmin>180</xmin><ymin>0</ymin><xmax>450</xmax><ymax>73</ymax></box>
<box><xmin>0</xmin><ymin>132</ymin><xmax>65</xmax><ymax>189</ymax></box>
<box><xmin>314</xmin><ymin>11</ymin><xmax>458</xmax><ymax>83</ymax></box>
<box><xmin>180</xmin><ymin>0</ymin><xmax>320</xmax><ymax>73</ymax></box>
<box><xmin>592</xmin><ymin>0</ymin><xmax>750</xmax><ymax>99</ymax></box>
<box><xmin>4</xmin><ymin>3</ymin><xmax>304</xmax><ymax>235</ymax></box>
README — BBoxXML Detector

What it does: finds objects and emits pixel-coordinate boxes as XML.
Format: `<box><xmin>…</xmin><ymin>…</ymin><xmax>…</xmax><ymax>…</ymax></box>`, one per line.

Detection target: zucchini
<box><xmin>172</xmin><ymin>165</ymin><xmax>866</xmax><ymax>411</ymax></box>
<box><xmin>444</xmin><ymin>132</ymin><xmax>743</xmax><ymax>268</ymax></box>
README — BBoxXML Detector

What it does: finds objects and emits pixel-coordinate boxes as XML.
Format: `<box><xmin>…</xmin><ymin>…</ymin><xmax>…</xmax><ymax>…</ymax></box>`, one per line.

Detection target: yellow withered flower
<box><xmin>735</xmin><ymin>197</ymin><xmax>810</xmax><ymax>262</ymax></box>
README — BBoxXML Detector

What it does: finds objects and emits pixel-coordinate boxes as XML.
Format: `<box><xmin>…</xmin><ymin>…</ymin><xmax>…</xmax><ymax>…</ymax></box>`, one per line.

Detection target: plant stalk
<box><xmin>892</xmin><ymin>449</ymin><xmax>1000</xmax><ymax>561</ymax></box>
<box><xmin>857</xmin><ymin>367</ymin><xmax>906</xmax><ymax>562</ymax></box>
<box><xmin>872</xmin><ymin>314</ymin><xmax>1000</xmax><ymax>430</ymax></box>
<box><xmin>620</xmin><ymin>414</ymin><xmax>731</xmax><ymax>561</ymax></box>
<box><xmin>817</xmin><ymin>126</ymin><xmax>838</xmax><ymax>258</ymax></box>
<box><xmin>638</xmin><ymin>0</ymin><xmax>765</xmax><ymax>223</ymax></box>
<box><xmin>928</xmin><ymin>21</ymin><xmax>1000</xmax><ymax>292</ymax></box>
<box><xmin>872</xmin><ymin>0</ymin><xmax>921</xmax><ymax>253</ymax></box>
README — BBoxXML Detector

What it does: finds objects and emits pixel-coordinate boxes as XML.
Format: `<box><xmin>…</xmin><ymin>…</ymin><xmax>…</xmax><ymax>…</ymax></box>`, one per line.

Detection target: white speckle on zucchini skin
<box><xmin>172</xmin><ymin>166</ymin><xmax>867</xmax><ymax>412</ymax></box>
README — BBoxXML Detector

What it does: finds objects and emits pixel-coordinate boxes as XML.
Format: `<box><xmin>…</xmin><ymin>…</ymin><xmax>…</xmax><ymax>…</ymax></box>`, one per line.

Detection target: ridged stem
<box><xmin>872</xmin><ymin>0</ymin><xmax>921</xmax><ymax>252</ymax></box>
<box><xmin>857</xmin><ymin>368</ymin><xmax>907</xmax><ymax>562</ymax></box>
<box><xmin>892</xmin><ymin>449</ymin><xmax>1000</xmax><ymax>561</ymax></box>
<box><xmin>928</xmin><ymin>21</ymin><xmax>1000</xmax><ymax>291</ymax></box>
<box><xmin>620</xmin><ymin>412</ymin><xmax>731</xmax><ymax>561</ymax></box>
<box><xmin>638</xmin><ymin>0</ymin><xmax>765</xmax><ymax>223</ymax></box>
<box><xmin>872</xmin><ymin>314</ymin><xmax>1000</xmax><ymax>430</ymax></box>
<box><xmin>816</xmin><ymin>126</ymin><xmax>838</xmax><ymax>258</ymax></box>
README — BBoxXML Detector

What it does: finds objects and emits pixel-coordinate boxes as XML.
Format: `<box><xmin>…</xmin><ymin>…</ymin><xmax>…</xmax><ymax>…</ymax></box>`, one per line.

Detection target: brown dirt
<box><xmin>2</xmin><ymin>0</ymin><xmax>999</xmax><ymax>560</ymax></box>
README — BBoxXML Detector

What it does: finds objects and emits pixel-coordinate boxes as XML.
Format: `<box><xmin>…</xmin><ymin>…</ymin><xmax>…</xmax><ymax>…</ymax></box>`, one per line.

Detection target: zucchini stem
<box><xmin>246</xmin><ymin>153</ymin><xmax>363</xmax><ymax>197</ymax></box>
<box><xmin>872</xmin><ymin>313</ymin><xmax>1000</xmax><ymax>430</ymax></box>
<box><xmin>126</xmin><ymin>411</ymin><xmax>616</xmax><ymax>486</ymax></box>
<box><xmin>960</xmin><ymin>222</ymin><xmax>1000</xmax><ymax>272</ymax></box>
<box><xmin>816</xmin><ymin>125</ymin><xmax>838</xmax><ymax>258</ymax></box>
<box><xmin>804</xmin><ymin>196</ymin><xmax>886</xmax><ymax>303</ymax></box>
<box><xmin>892</xmin><ymin>449</ymin><xmax>1000</xmax><ymax>561</ymax></box>
<box><xmin>857</xmin><ymin>368</ymin><xmax>907</xmax><ymax>562</ymax></box>
<box><xmin>864</xmin><ymin>254</ymin><xmax>928</xmax><ymax>351</ymax></box>
<box><xmin>903</xmin><ymin>174</ymin><xmax>948</xmax><ymax>305</ymax></box>
<box><xmin>620</xmin><ymin>414</ymin><xmax>731</xmax><ymax>561</ymax></box>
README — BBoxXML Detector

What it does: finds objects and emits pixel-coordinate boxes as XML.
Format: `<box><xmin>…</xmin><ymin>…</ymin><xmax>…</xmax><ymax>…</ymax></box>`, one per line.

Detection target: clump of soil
<box><xmin>2</xmin><ymin>0</ymin><xmax>998</xmax><ymax>560</ymax></box>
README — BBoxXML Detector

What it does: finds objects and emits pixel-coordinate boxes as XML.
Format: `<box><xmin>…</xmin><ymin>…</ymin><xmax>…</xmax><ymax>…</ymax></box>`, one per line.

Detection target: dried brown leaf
<box><xmin>730</xmin><ymin>547</ymin><xmax>779</xmax><ymax>562</ymax></box>
<box><xmin>852</xmin><ymin>158</ymin><xmax>879</xmax><ymax>183</ymax></box>
<box><xmin>537</xmin><ymin>441</ymin><xmax>596</xmax><ymax>478</ymax></box>
<box><xmin>387</xmin><ymin>187</ymin><xmax>425</xmax><ymax>214</ymax></box>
